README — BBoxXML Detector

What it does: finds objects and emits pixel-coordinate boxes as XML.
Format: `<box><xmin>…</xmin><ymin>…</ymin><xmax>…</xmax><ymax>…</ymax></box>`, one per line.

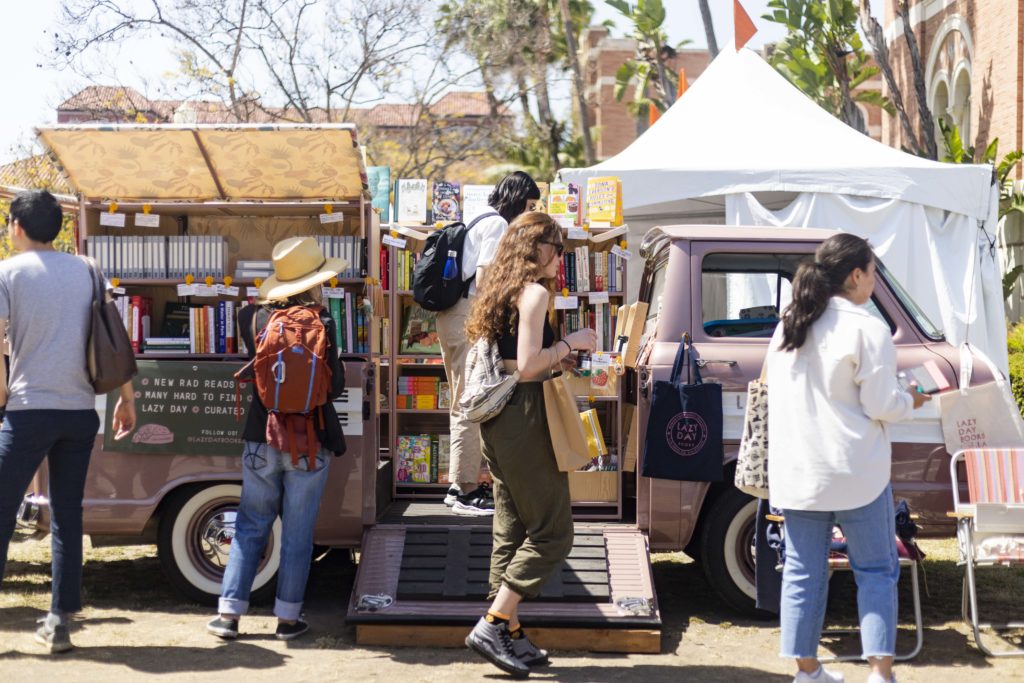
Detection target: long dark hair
<box><xmin>488</xmin><ymin>171</ymin><xmax>541</xmax><ymax>222</ymax></box>
<box><xmin>779</xmin><ymin>233</ymin><xmax>874</xmax><ymax>351</ymax></box>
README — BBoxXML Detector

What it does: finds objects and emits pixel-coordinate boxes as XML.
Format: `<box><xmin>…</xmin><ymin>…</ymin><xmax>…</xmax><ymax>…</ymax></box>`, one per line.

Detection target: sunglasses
<box><xmin>540</xmin><ymin>240</ymin><xmax>564</xmax><ymax>257</ymax></box>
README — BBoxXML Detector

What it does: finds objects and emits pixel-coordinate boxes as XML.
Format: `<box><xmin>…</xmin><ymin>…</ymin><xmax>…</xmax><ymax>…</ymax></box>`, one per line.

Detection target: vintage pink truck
<box><xmin>18</xmin><ymin>223</ymin><xmax>977</xmax><ymax>621</ymax></box>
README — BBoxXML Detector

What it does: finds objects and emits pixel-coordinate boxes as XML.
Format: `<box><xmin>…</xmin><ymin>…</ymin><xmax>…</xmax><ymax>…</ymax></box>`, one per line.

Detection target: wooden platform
<box><xmin>347</xmin><ymin>520</ymin><xmax>661</xmax><ymax>654</ymax></box>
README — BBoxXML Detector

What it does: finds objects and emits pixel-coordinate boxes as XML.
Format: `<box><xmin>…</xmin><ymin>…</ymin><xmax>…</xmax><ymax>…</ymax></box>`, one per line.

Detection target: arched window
<box><xmin>925</xmin><ymin>16</ymin><xmax>974</xmax><ymax>146</ymax></box>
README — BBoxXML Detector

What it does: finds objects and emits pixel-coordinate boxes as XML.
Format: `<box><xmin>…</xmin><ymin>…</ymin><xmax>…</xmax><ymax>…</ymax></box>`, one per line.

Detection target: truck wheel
<box><xmin>699</xmin><ymin>487</ymin><xmax>767</xmax><ymax>617</ymax></box>
<box><xmin>157</xmin><ymin>484</ymin><xmax>281</xmax><ymax>606</ymax></box>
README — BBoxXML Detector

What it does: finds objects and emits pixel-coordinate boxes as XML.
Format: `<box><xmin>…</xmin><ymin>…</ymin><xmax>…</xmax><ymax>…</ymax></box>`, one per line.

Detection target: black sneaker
<box><xmin>275</xmin><ymin>620</ymin><xmax>310</xmax><ymax>640</ymax></box>
<box><xmin>444</xmin><ymin>485</ymin><xmax>462</xmax><ymax>507</ymax></box>
<box><xmin>35</xmin><ymin>619</ymin><xmax>72</xmax><ymax>654</ymax></box>
<box><xmin>466</xmin><ymin>615</ymin><xmax>530</xmax><ymax>678</ymax></box>
<box><xmin>511</xmin><ymin>627</ymin><xmax>549</xmax><ymax>666</ymax></box>
<box><xmin>452</xmin><ymin>483</ymin><xmax>495</xmax><ymax>516</ymax></box>
<box><xmin>206</xmin><ymin>616</ymin><xmax>239</xmax><ymax>639</ymax></box>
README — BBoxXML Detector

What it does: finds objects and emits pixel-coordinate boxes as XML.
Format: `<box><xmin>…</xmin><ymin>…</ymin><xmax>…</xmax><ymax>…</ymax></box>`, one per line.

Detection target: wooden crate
<box><xmin>569</xmin><ymin>471</ymin><xmax>619</xmax><ymax>502</ymax></box>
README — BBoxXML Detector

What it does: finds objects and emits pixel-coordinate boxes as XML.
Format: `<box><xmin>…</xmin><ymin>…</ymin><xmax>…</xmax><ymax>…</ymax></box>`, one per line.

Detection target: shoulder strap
<box><xmin>79</xmin><ymin>255</ymin><xmax>105</xmax><ymax>306</ymax></box>
<box><xmin>466</xmin><ymin>211</ymin><xmax>500</xmax><ymax>231</ymax></box>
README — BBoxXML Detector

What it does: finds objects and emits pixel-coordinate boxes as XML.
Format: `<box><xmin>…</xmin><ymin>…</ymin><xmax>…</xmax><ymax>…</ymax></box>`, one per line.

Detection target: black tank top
<box><xmin>497</xmin><ymin>316</ymin><xmax>556</xmax><ymax>360</ymax></box>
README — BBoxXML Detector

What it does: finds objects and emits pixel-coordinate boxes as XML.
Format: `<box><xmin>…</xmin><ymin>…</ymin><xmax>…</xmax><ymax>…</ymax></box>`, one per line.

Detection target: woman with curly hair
<box><xmin>462</xmin><ymin>212</ymin><xmax>596</xmax><ymax>678</ymax></box>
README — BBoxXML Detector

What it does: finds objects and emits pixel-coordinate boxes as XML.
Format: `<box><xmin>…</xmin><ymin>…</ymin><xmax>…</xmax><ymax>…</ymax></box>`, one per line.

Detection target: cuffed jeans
<box><xmin>779</xmin><ymin>485</ymin><xmax>899</xmax><ymax>660</ymax></box>
<box><xmin>0</xmin><ymin>409</ymin><xmax>100</xmax><ymax>614</ymax></box>
<box><xmin>436</xmin><ymin>295</ymin><xmax>481</xmax><ymax>487</ymax></box>
<box><xmin>219</xmin><ymin>441</ymin><xmax>329</xmax><ymax>621</ymax></box>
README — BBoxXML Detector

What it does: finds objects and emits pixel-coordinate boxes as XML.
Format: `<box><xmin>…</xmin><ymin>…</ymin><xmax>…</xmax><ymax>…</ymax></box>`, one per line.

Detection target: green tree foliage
<box><xmin>1007</xmin><ymin>323</ymin><xmax>1024</xmax><ymax>415</ymax></box>
<box><xmin>438</xmin><ymin>0</ymin><xmax>599</xmax><ymax>178</ymax></box>
<box><xmin>606</xmin><ymin>0</ymin><xmax>689</xmax><ymax>117</ymax></box>
<box><xmin>0</xmin><ymin>199</ymin><xmax>77</xmax><ymax>260</ymax></box>
<box><xmin>763</xmin><ymin>0</ymin><xmax>891</xmax><ymax>134</ymax></box>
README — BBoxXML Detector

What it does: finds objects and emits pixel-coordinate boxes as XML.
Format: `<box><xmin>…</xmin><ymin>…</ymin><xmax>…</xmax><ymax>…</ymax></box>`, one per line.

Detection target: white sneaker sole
<box><xmin>452</xmin><ymin>504</ymin><xmax>495</xmax><ymax>517</ymax></box>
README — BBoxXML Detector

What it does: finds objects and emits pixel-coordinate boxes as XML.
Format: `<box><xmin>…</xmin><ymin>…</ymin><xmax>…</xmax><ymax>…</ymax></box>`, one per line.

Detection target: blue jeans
<box><xmin>219</xmin><ymin>441</ymin><xmax>329</xmax><ymax>621</ymax></box>
<box><xmin>779</xmin><ymin>485</ymin><xmax>899</xmax><ymax>659</ymax></box>
<box><xmin>0</xmin><ymin>409</ymin><xmax>100</xmax><ymax>614</ymax></box>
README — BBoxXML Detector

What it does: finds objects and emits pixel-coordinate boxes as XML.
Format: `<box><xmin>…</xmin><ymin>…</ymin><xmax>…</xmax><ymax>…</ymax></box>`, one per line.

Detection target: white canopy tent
<box><xmin>560</xmin><ymin>46</ymin><xmax>1007</xmax><ymax>372</ymax></box>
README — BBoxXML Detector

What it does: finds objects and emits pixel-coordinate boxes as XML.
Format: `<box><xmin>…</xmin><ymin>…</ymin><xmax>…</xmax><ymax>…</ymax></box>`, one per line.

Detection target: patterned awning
<box><xmin>36</xmin><ymin>123</ymin><xmax>367</xmax><ymax>202</ymax></box>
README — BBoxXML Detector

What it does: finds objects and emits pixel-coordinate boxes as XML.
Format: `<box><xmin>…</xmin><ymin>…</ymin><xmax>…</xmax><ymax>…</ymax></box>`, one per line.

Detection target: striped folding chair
<box><xmin>950</xmin><ymin>448</ymin><xmax>1024</xmax><ymax>656</ymax></box>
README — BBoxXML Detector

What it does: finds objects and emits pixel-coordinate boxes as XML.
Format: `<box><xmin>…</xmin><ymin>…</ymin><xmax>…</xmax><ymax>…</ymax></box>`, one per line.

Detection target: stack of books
<box><xmin>396</xmin><ymin>376</ymin><xmax>444</xmax><ymax>409</ymax></box>
<box><xmin>114</xmin><ymin>295</ymin><xmax>152</xmax><ymax>353</ymax></box>
<box><xmin>187</xmin><ymin>302</ymin><xmax>238</xmax><ymax>354</ymax></box>
<box><xmin>142</xmin><ymin>337</ymin><xmax>191</xmax><ymax>355</ymax></box>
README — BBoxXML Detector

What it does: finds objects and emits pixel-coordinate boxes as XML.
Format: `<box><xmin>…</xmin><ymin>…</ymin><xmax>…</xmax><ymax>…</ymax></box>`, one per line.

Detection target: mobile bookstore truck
<box><xmin>16</xmin><ymin>125</ymin><xmax>975</xmax><ymax>654</ymax></box>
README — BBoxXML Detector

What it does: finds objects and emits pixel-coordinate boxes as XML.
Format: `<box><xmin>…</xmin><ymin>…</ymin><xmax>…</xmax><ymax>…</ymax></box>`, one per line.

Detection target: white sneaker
<box><xmin>794</xmin><ymin>666</ymin><xmax>844</xmax><ymax>683</ymax></box>
<box><xmin>443</xmin><ymin>486</ymin><xmax>461</xmax><ymax>507</ymax></box>
<box><xmin>866</xmin><ymin>674</ymin><xmax>894</xmax><ymax>683</ymax></box>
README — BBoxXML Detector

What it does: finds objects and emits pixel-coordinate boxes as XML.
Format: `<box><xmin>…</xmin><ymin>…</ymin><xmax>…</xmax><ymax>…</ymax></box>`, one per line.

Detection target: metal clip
<box><xmin>615</xmin><ymin>596</ymin><xmax>653</xmax><ymax>617</ymax></box>
<box><xmin>355</xmin><ymin>593</ymin><xmax>394</xmax><ymax>612</ymax></box>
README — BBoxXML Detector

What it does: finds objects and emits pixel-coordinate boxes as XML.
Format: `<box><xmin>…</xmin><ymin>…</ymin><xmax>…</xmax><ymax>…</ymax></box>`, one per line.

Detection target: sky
<box><xmin>1</xmin><ymin>0</ymin><xmax>788</xmax><ymax>165</ymax></box>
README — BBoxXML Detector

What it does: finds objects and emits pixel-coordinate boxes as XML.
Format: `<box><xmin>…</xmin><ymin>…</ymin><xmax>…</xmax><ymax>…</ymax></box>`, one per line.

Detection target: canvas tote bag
<box><xmin>735</xmin><ymin>360</ymin><xmax>769</xmax><ymax>498</ymax></box>
<box><xmin>82</xmin><ymin>257</ymin><xmax>138</xmax><ymax>394</ymax></box>
<box><xmin>543</xmin><ymin>371</ymin><xmax>592</xmax><ymax>472</ymax></box>
<box><xmin>938</xmin><ymin>342</ymin><xmax>1024</xmax><ymax>453</ymax></box>
<box><xmin>641</xmin><ymin>338</ymin><xmax>724</xmax><ymax>482</ymax></box>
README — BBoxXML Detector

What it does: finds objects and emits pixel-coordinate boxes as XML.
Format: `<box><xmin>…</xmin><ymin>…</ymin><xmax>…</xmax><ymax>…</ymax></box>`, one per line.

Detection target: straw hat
<box><xmin>257</xmin><ymin>236</ymin><xmax>348</xmax><ymax>302</ymax></box>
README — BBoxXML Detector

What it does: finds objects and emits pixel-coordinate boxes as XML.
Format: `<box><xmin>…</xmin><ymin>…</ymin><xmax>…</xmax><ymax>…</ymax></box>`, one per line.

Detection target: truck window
<box><xmin>701</xmin><ymin>253</ymin><xmax>802</xmax><ymax>338</ymax></box>
<box><xmin>643</xmin><ymin>254</ymin><xmax>668</xmax><ymax>339</ymax></box>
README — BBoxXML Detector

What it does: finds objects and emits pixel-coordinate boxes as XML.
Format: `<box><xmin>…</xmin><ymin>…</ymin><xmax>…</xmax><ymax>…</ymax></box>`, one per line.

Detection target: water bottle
<box><xmin>442</xmin><ymin>250</ymin><xmax>459</xmax><ymax>280</ymax></box>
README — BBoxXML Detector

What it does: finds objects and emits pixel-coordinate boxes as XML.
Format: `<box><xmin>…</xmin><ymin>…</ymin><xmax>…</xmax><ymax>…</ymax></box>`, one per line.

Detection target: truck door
<box><xmin>687</xmin><ymin>244</ymin><xmax>813</xmax><ymax>443</ymax></box>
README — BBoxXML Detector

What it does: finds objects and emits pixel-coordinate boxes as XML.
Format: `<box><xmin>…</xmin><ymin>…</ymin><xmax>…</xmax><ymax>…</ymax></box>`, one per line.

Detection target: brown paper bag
<box><xmin>543</xmin><ymin>373</ymin><xmax>592</xmax><ymax>472</ymax></box>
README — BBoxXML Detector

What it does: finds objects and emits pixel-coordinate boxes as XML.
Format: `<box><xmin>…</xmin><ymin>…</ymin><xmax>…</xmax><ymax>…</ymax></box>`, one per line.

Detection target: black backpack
<box><xmin>412</xmin><ymin>212</ymin><xmax>499</xmax><ymax>312</ymax></box>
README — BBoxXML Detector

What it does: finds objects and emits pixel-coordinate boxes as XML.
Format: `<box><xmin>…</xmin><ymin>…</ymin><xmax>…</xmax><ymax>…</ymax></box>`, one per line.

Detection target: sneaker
<box><xmin>444</xmin><ymin>485</ymin><xmax>462</xmax><ymax>507</ymax></box>
<box><xmin>35</xmin><ymin>618</ymin><xmax>72</xmax><ymax>654</ymax></box>
<box><xmin>867</xmin><ymin>675</ymin><xmax>895</xmax><ymax>683</ymax></box>
<box><xmin>510</xmin><ymin>627</ymin><xmax>549</xmax><ymax>666</ymax></box>
<box><xmin>206</xmin><ymin>616</ymin><xmax>239</xmax><ymax>639</ymax></box>
<box><xmin>452</xmin><ymin>484</ymin><xmax>495</xmax><ymax>516</ymax></box>
<box><xmin>275</xmin><ymin>620</ymin><xmax>310</xmax><ymax>641</ymax></box>
<box><xmin>793</xmin><ymin>666</ymin><xmax>844</xmax><ymax>683</ymax></box>
<box><xmin>466</xmin><ymin>615</ymin><xmax>530</xmax><ymax>679</ymax></box>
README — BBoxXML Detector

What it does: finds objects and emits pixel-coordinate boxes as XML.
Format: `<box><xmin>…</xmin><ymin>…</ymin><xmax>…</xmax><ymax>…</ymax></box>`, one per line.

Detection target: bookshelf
<box><xmin>376</xmin><ymin>219</ymin><xmax>630</xmax><ymax>519</ymax></box>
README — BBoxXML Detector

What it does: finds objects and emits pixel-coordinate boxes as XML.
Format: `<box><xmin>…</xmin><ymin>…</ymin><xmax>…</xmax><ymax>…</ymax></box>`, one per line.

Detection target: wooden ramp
<box><xmin>347</xmin><ymin>516</ymin><xmax>661</xmax><ymax>654</ymax></box>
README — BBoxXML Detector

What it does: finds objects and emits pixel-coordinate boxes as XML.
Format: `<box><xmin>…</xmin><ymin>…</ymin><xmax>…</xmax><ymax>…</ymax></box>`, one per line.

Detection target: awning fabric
<box><xmin>36</xmin><ymin>123</ymin><xmax>367</xmax><ymax>202</ymax></box>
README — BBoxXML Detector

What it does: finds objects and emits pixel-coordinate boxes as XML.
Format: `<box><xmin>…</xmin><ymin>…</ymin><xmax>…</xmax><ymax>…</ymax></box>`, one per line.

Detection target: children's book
<box><xmin>586</xmin><ymin>176</ymin><xmax>623</xmax><ymax>226</ymax></box>
<box><xmin>432</xmin><ymin>181</ymin><xmax>462</xmax><ymax>223</ymax></box>
<box><xmin>400</xmin><ymin>303</ymin><xmax>441</xmax><ymax>354</ymax></box>
<box><xmin>395</xmin><ymin>178</ymin><xmax>428</xmax><ymax>225</ymax></box>
<box><xmin>367</xmin><ymin>166</ymin><xmax>392</xmax><ymax>222</ymax></box>
<box><xmin>548</xmin><ymin>182</ymin><xmax>581</xmax><ymax>228</ymax></box>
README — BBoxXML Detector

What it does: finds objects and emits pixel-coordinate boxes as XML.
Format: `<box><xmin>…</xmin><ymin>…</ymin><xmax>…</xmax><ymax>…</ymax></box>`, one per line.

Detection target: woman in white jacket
<box><xmin>767</xmin><ymin>234</ymin><xmax>929</xmax><ymax>683</ymax></box>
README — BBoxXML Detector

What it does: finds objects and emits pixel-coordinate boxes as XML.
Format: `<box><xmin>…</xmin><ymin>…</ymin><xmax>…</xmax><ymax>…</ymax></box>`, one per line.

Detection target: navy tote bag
<box><xmin>641</xmin><ymin>338</ymin><xmax>724</xmax><ymax>482</ymax></box>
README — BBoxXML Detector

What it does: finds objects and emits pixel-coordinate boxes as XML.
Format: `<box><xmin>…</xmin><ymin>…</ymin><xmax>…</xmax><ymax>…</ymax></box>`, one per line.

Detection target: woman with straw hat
<box><xmin>207</xmin><ymin>236</ymin><xmax>348</xmax><ymax>642</ymax></box>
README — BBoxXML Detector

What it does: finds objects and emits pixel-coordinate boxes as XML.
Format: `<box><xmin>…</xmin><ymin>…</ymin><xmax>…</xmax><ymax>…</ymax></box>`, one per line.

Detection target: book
<box><xmin>408</xmin><ymin>434</ymin><xmax>432</xmax><ymax>483</ymax></box>
<box><xmin>400</xmin><ymin>303</ymin><xmax>441</xmax><ymax>354</ymax></box>
<box><xmin>432</xmin><ymin>181</ymin><xmax>462</xmax><ymax>222</ymax></box>
<box><xmin>430</xmin><ymin>434</ymin><xmax>439</xmax><ymax>483</ymax></box>
<box><xmin>462</xmin><ymin>184</ymin><xmax>494</xmax><ymax>220</ymax></box>
<box><xmin>438</xmin><ymin>382</ymin><xmax>451</xmax><ymax>410</ymax></box>
<box><xmin>436</xmin><ymin>434</ymin><xmax>451</xmax><ymax>484</ymax></box>
<box><xmin>396</xmin><ymin>435</ymin><xmax>415</xmax><ymax>482</ymax></box>
<box><xmin>585</xmin><ymin>176</ymin><xmax>623</xmax><ymax>226</ymax></box>
<box><xmin>548</xmin><ymin>182</ymin><xmax>581</xmax><ymax>228</ymax></box>
<box><xmin>367</xmin><ymin>166</ymin><xmax>392</xmax><ymax>222</ymax></box>
<box><xmin>535</xmin><ymin>181</ymin><xmax>549</xmax><ymax>213</ymax></box>
<box><xmin>395</xmin><ymin>178</ymin><xmax>428</xmax><ymax>225</ymax></box>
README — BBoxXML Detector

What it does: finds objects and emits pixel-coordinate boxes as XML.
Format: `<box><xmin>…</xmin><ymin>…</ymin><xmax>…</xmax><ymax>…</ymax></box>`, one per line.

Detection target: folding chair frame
<box><xmin>951</xmin><ymin>450</ymin><xmax>1024</xmax><ymax>657</ymax></box>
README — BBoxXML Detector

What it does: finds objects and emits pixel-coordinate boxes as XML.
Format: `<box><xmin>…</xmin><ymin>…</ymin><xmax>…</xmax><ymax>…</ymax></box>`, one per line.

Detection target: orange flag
<box><xmin>648</xmin><ymin>104</ymin><xmax>661</xmax><ymax>126</ymax></box>
<box><xmin>677</xmin><ymin>67</ymin><xmax>688</xmax><ymax>99</ymax></box>
<box><xmin>734</xmin><ymin>0</ymin><xmax>757</xmax><ymax>50</ymax></box>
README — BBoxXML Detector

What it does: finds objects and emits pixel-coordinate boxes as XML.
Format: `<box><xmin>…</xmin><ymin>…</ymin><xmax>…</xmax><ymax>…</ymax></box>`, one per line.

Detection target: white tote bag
<box><xmin>937</xmin><ymin>343</ymin><xmax>1024</xmax><ymax>453</ymax></box>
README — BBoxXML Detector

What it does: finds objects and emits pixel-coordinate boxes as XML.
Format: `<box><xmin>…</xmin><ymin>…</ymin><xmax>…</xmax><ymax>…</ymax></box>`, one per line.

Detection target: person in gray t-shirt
<box><xmin>0</xmin><ymin>190</ymin><xmax>135</xmax><ymax>654</ymax></box>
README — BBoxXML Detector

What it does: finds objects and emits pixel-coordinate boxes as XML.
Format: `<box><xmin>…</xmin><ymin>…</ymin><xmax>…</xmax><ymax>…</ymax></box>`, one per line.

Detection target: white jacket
<box><xmin>767</xmin><ymin>296</ymin><xmax>914</xmax><ymax>511</ymax></box>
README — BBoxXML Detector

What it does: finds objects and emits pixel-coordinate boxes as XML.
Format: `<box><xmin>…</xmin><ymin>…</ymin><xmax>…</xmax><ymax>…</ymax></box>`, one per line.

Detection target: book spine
<box><xmin>189</xmin><ymin>307</ymin><xmax>197</xmax><ymax>354</ymax></box>
<box><xmin>345</xmin><ymin>291</ymin><xmax>355</xmax><ymax>356</ymax></box>
<box><xmin>431</xmin><ymin>434</ymin><xmax>439</xmax><ymax>483</ymax></box>
<box><xmin>207</xmin><ymin>305</ymin><xmax>216</xmax><ymax>354</ymax></box>
<box><xmin>330</xmin><ymin>295</ymin><xmax>343</xmax><ymax>353</ymax></box>
<box><xmin>218</xmin><ymin>301</ymin><xmax>227</xmax><ymax>354</ymax></box>
<box><xmin>226</xmin><ymin>302</ymin><xmax>236</xmax><ymax>354</ymax></box>
<box><xmin>130</xmin><ymin>296</ymin><xmax>142</xmax><ymax>353</ymax></box>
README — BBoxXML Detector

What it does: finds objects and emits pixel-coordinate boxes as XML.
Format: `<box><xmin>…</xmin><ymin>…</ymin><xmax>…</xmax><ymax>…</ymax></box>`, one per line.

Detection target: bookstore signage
<box><xmin>104</xmin><ymin>361</ymin><xmax>250</xmax><ymax>456</ymax></box>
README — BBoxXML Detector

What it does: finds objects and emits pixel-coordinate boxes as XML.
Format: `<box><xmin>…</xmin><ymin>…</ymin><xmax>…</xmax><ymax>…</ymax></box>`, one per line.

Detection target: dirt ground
<box><xmin>2</xmin><ymin>530</ymin><xmax>1024</xmax><ymax>682</ymax></box>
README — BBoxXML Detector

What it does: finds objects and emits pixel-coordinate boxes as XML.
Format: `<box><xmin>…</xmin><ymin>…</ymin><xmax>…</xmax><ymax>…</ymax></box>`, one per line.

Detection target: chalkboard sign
<box><xmin>105</xmin><ymin>360</ymin><xmax>251</xmax><ymax>457</ymax></box>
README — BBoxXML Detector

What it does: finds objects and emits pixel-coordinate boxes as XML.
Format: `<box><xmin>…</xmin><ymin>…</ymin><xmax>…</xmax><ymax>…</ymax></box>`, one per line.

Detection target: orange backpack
<box><xmin>238</xmin><ymin>305</ymin><xmax>333</xmax><ymax>468</ymax></box>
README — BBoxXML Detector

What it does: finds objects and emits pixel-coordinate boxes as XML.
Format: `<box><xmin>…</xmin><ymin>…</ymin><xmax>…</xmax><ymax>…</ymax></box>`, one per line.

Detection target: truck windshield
<box><xmin>875</xmin><ymin>259</ymin><xmax>944</xmax><ymax>340</ymax></box>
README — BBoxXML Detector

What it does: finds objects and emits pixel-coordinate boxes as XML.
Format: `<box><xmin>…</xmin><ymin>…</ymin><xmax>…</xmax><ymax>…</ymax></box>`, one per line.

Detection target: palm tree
<box><xmin>697</xmin><ymin>0</ymin><xmax>719</xmax><ymax>58</ymax></box>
